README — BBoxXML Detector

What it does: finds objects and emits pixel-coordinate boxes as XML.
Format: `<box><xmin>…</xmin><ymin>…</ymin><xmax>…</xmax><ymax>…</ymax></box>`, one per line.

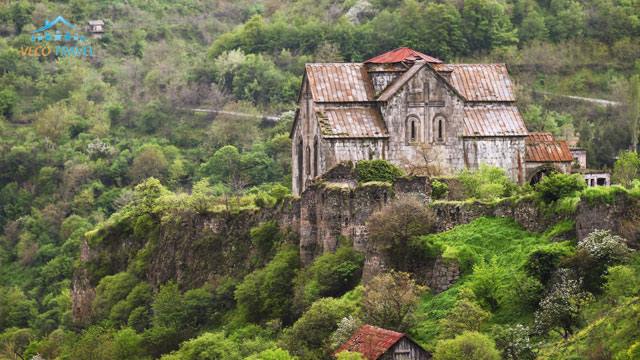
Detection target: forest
<box><xmin>0</xmin><ymin>0</ymin><xmax>640</xmax><ymax>359</ymax></box>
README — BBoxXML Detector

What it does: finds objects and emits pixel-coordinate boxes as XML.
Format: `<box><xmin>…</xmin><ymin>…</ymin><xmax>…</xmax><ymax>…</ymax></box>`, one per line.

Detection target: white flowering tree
<box><xmin>534</xmin><ymin>270</ymin><xmax>593</xmax><ymax>339</ymax></box>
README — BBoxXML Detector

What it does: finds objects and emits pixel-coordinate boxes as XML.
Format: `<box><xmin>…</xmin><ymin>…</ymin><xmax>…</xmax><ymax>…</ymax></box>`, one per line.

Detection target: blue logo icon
<box><xmin>23</xmin><ymin>15</ymin><xmax>94</xmax><ymax>58</ymax></box>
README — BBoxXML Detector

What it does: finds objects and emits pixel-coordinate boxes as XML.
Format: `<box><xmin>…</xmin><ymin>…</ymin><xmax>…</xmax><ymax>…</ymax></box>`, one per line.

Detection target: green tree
<box><xmin>161</xmin><ymin>332</ymin><xmax>241</xmax><ymax>360</ymax></box>
<box><xmin>362</xmin><ymin>271</ymin><xmax>426</xmax><ymax>331</ymax></box>
<box><xmin>612</xmin><ymin>151</ymin><xmax>640</xmax><ymax>187</ymax></box>
<box><xmin>534</xmin><ymin>271</ymin><xmax>592</xmax><ymax>339</ymax></box>
<box><xmin>10</xmin><ymin>1</ymin><xmax>33</xmax><ymax>33</ymax></box>
<box><xmin>534</xmin><ymin>173</ymin><xmax>585</xmax><ymax>202</ymax></box>
<box><xmin>282</xmin><ymin>297</ymin><xmax>358</xmax><ymax>359</ymax></box>
<box><xmin>439</xmin><ymin>291</ymin><xmax>491</xmax><ymax>338</ymax></box>
<box><xmin>461</xmin><ymin>0</ymin><xmax>518</xmax><ymax>53</ymax></box>
<box><xmin>367</xmin><ymin>195</ymin><xmax>437</xmax><ymax>271</ymax></box>
<box><xmin>0</xmin><ymin>88</ymin><xmax>17</xmax><ymax>118</ymax></box>
<box><xmin>433</xmin><ymin>331</ymin><xmax>500</xmax><ymax>360</ymax></box>
<box><xmin>235</xmin><ymin>246</ymin><xmax>299</xmax><ymax>324</ymax></box>
<box><xmin>129</xmin><ymin>146</ymin><xmax>169</xmax><ymax>184</ymax></box>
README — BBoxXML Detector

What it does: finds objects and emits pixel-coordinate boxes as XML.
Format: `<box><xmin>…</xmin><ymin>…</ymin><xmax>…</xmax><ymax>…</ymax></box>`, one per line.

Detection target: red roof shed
<box><xmin>335</xmin><ymin>325</ymin><xmax>431</xmax><ymax>360</ymax></box>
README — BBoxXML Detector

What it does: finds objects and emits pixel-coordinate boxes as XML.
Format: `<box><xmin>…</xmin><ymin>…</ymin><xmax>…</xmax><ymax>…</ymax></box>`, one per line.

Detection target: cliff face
<box><xmin>72</xmin><ymin>201</ymin><xmax>299</xmax><ymax>325</ymax></box>
<box><xmin>72</xmin><ymin>174</ymin><xmax>640</xmax><ymax>325</ymax></box>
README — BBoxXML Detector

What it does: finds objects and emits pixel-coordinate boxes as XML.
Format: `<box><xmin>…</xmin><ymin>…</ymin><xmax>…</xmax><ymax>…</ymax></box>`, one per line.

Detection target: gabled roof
<box><xmin>316</xmin><ymin>106</ymin><xmax>388</xmax><ymax>139</ymax></box>
<box><xmin>377</xmin><ymin>61</ymin><xmax>465</xmax><ymax>103</ymax></box>
<box><xmin>335</xmin><ymin>325</ymin><xmax>406</xmax><ymax>359</ymax></box>
<box><xmin>449</xmin><ymin>64</ymin><xmax>516</xmax><ymax>102</ymax></box>
<box><xmin>463</xmin><ymin>105</ymin><xmax>528</xmax><ymax>137</ymax></box>
<box><xmin>526</xmin><ymin>132</ymin><xmax>574</xmax><ymax>162</ymax></box>
<box><xmin>305</xmin><ymin>63</ymin><xmax>376</xmax><ymax>103</ymax></box>
<box><xmin>365</xmin><ymin>47</ymin><xmax>443</xmax><ymax>64</ymax></box>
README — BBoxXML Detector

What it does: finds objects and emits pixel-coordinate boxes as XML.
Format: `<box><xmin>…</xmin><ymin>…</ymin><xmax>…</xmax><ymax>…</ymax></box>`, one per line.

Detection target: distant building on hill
<box><xmin>334</xmin><ymin>324</ymin><xmax>431</xmax><ymax>360</ymax></box>
<box><xmin>290</xmin><ymin>47</ymin><xmax>607</xmax><ymax>195</ymax></box>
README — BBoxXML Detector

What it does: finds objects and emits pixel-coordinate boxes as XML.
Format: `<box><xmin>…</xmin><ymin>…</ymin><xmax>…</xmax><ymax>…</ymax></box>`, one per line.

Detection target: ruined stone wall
<box><xmin>322</xmin><ymin>138</ymin><xmax>388</xmax><ymax>174</ymax></box>
<box><xmin>463</xmin><ymin>137</ymin><xmax>526</xmax><ymax>183</ymax></box>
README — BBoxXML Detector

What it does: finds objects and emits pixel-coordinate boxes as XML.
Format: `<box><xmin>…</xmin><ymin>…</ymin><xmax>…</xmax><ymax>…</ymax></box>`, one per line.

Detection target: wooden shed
<box><xmin>335</xmin><ymin>324</ymin><xmax>431</xmax><ymax>360</ymax></box>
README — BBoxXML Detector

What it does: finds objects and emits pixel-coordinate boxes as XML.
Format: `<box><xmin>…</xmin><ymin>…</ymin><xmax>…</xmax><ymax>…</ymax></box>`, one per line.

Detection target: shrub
<box><xmin>578</xmin><ymin>229</ymin><xmax>632</xmax><ymax>264</ymax></box>
<box><xmin>362</xmin><ymin>271</ymin><xmax>427</xmax><ymax>332</ymax></box>
<box><xmin>431</xmin><ymin>179</ymin><xmax>449</xmax><ymax>199</ymax></box>
<box><xmin>524</xmin><ymin>246</ymin><xmax>572</xmax><ymax>285</ymax></box>
<box><xmin>533</xmin><ymin>270</ymin><xmax>593</xmax><ymax>339</ymax></box>
<box><xmin>458</xmin><ymin>164</ymin><xmax>515</xmax><ymax>200</ymax></box>
<box><xmin>493</xmin><ymin>324</ymin><xmax>536</xmax><ymax>360</ymax></box>
<box><xmin>439</xmin><ymin>294</ymin><xmax>491</xmax><ymax>338</ymax></box>
<box><xmin>467</xmin><ymin>258</ymin><xmax>506</xmax><ymax>311</ymax></box>
<box><xmin>367</xmin><ymin>195</ymin><xmax>437</xmax><ymax>271</ymax></box>
<box><xmin>604</xmin><ymin>265</ymin><xmax>640</xmax><ymax>301</ymax></box>
<box><xmin>161</xmin><ymin>332</ymin><xmax>241</xmax><ymax>360</ymax></box>
<box><xmin>433</xmin><ymin>331</ymin><xmax>500</xmax><ymax>360</ymax></box>
<box><xmin>245</xmin><ymin>348</ymin><xmax>297</xmax><ymax>360</ymax></box>
<box><xmin>355</xmin><ymin>160</ymin><xmax>403</xmax><ymax>183</ymax></box>
<box><xmin>534</xmin><ymin>173</ymin><xmax>585</xmax><ymax>203</ymax></box>
<box><xmin>330</xmin><ymin>316</ymin><xmax>362</xmax><ymax>350</ymax></box>
<box><xmin>336</xmin><ymin>351</ymin><xmax>365</xmax><ymax>360</ymax></box>
<box><xmin>235</xmin><ymin>246</ymin><xmax>300</xmax><ymax>324</ymax></box>
<box><xmin>295</xmin><ymin>246</ymin><xmax>364</xmax><ymax>309</ymax></box>
<box><xmin>250</xmin><ymin>221</ymin><xmax>284</xmax><ymax>264</ymax></box>
<box><xmin>612</xmin><ymin>151</ymin><xmax>640</xmax><ymax>187</ymax></box>
<box><xmin>282</xmin><ymin>297</ymin><xmax>358</xmax><ymax>359</ymax></box>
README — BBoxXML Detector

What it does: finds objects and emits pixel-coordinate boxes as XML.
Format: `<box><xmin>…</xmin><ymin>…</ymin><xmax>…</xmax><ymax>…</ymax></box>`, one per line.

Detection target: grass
<box><xmin>410</xmin><ymin>217</ymin><xmax>574</xmax><ymax>349</ymax></box>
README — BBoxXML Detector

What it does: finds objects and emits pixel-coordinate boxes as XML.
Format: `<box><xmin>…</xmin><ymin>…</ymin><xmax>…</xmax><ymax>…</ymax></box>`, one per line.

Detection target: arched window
<box><xmin>306</xmin><ymin>145</ymin><xmax>311</xmax><ymax>175</ymax></box>
<box><xmin>313</xmin><ymin>137</ymin><xmax>319</xmax><ymax>176</ymax></box>
<box><xmin>406</xmin><ymin>116</ymin><xmax>420</xmax><ymax>144</ymax></box>
<box><xmin>434</xmin><ymin>115</ymin><xmax>446</xmax><ymax>143</ymax></box>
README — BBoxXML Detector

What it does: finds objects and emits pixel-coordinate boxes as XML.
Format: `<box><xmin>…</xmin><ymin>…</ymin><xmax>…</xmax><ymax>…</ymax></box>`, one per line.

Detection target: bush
<box><xmin>295</xmin><ymin>246</ymin><xmax>364</xmax><ymax>309</ymax></box>
<box><xmin>282</xmin><ymin>296</ymin><xmax>358</xmax><ymax>359</ymax></box>
<box><xmin>431</xmin><ymin>179</ymin><xmax>449</xmax><ymax>199</ymax></box>
<box><xmin>433</xmin><ymin>331</ymin><xmax>500</xmax><ymax>360</ymax></box>
<box><xmin>161</xmin><ymin>332</ymin><xmax>241</xmax><ymax>360</ymax></box>
<box><xmin>534</xmin><ymin>173</ymin><xmax>586</xmax><ymax>203</ymax></box>
<box><xmin>362</xmin><ymin>271</ymin><xmax>426</xmax><ymax>332</ymax></box>
<box><xmin>458</xmin><ymin>164</ymin><xmax>515</xmax><ymax>200</ymax></box>
<box><xmin>612</xmin><ymin>151</ymin><xmax>640</xmax><ymax>187</ymax></box>
<box><xmin>355</xmin><ymin>160</ymin><xmax>403</xmax><ymax>183</ymax></box>
<box><xmin>524</xmin><ymin>245</ymin><xmax>573</xmax><ymax>285</ymax></box>
<box><xmin>235</xmin><ymin>246</ymin><xmax>300</xmax><ymax>324</ymax></box>
<box><xmin>493</xmin><ymin>324</ymin><xmax>536</xmax><ymax>360</ymax></box>
<box><xmin>439</xmin><ymin>294</ymin><xmax>490</xmax><ymax>338</ymax></box>
<box><xmin>367</xmin><ymin>195</ymin><xmax>437</xmax><ymax>271</ymax></box>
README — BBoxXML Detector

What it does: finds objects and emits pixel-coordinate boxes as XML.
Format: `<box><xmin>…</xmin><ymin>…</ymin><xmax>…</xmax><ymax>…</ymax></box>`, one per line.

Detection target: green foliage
<box><xmin>235</xmin><ymin>246</ymin><xmax>300</xmax><ymax>324</ymax></box>
<box><xmin>335</xmin><ymin>351</ymin><xmax>365</xmax><ymax>360</ymax></box>
<box><xmin>363</xmin><ymin>271</ymin><xmax>426</xmax><ymax>332</ymax></box>
<box><xmin>355</xmin><ymin>160</ymin><xmax>403</xmax><ymax>183</ymax></box>
<box><xmin>612</xmin><ymin>151</ymin><xmax>640</xmax><ymax>187</ymax></box>
<box><xmin>524</xmin><ymin>245</ymin><xmax>573</xmax><ymax>285</ymax></box>
<box><xmin>250</xmin><ymin>221</ymin><xmax>284</xmax><ymax>263</ymax></box>
<box><xmin>439</xmin><ymin>292</ymin><xmax>491</xmax><ymax>338</ymax></box>
<box><xmin>433</xmin><ymin>331</ymin><xmax>500</xmax><ymax>360</ymax></box>
<box><xmin>458</xmin><ymin>165</ymin><xmax>515</xmax><ymax>201</ymax></box>
<box><xmin>295</xmin><ymin>246</ymin><xmax>364</xmax><ymax>309</ymax></box>
<box><xmin>431</xmin><ymin>179</ymin><xmax>449</xmax><ymax>200</ymax></box>
<box><xmin>161</xmin><ymin>332</ymin><xmax>241</xmax><ymax>360</ymax></box>
<box><xmin>534</xmin><ymin>173</ymin><xmax>586</xmax><ymax>203</ymax></box>
<box><xmin>367</xmin><ymin>195</ymin><xmax>438</xmax><ymax>271</ymax></box>
<box><xmin>282</xmin><ymin>292</ymin><xmax>360</xmax><ymax>359</ymax></box>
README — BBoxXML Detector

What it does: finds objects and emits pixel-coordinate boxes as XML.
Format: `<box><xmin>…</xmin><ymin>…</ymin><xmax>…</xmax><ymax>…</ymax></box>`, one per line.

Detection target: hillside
<box><xmin>1</xmin><ymin>0</ymin><xmax>640</xmax><ymax>359</ymax></box>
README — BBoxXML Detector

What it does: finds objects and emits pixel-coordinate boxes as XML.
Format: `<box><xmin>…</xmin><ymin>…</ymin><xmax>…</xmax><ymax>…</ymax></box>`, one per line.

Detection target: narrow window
<box><xmin>410</xmin><ymin>121</ymin><xmax>416</xmax><ymax>141</ymax></box>
<box><xmin>438</xmin><ymin>119</ymin><xmax>443</xmax><ymax>141</ymax></box>
<box><xmin>313</xmin><ymin>137</ymin><xmax>319</xmax><ymax>176</ymax></box>
<box><xmin>297</xmin><ymin>140</ymin><xmax>303</xmax><ymax>191</ymax></box>
<box><xmin>306</xmin><ymin>146</ymin><xmax>311</xmax><ymax>175</ymax></box>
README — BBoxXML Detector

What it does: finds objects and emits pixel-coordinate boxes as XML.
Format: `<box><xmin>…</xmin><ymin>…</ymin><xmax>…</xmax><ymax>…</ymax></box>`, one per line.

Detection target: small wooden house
<box><xmin>87</xmin><ymin>20</ymin><xmax>104</xmax><ymax>38</ymax></box>
<box><xmin>335</xmin><ymin>324</ymin><xmax>431</xmax><ymax>360</ymax></box>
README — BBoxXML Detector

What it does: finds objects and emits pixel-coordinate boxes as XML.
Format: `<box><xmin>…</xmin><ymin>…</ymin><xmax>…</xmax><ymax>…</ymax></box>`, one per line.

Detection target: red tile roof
<box><xmin>365</xmin><ymin>47</ymin><xmax>442</xmax><ymax>64</ymax></box>
<box><xmin>463</xmin><ymin>105</ymin><xmax>528</xmax><ymax>137</ymax></box>
<box><xmin>335</xmin><ymin>325</ymin><xmax>405</xmax><ymax>359</ymax></box>
<box><xmin>305</xmin><ymin>63</ymin><xmax>376</xmax><ymax>103</ymax></box>
<box><xmin>317</xmin><ymin>106</ymin><xmax>388</xmax><ymax>138</ymax></box>
<box><xmin>526</xmin><ymin>132</ymin><xmax>574</xmax><ymax>162</ymax></box>
<box><xmin>449</xmin><ymin>64</ymin><xmax>516</xmax><ymax>102</ymax></box>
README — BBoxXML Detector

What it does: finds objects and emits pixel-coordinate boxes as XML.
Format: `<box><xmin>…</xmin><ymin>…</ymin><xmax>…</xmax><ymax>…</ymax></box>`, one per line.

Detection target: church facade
<box><xmin>290</xmin><ymin>47</ymin><xmax>573</xmax><ymax>195</ymax></box>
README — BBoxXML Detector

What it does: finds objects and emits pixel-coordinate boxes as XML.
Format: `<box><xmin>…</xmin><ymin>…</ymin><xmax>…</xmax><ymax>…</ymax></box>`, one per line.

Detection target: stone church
<box><xmin>290</xmin><ymin>47</ymin><xmax>577</xmax><ymax>195</ymax></box>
